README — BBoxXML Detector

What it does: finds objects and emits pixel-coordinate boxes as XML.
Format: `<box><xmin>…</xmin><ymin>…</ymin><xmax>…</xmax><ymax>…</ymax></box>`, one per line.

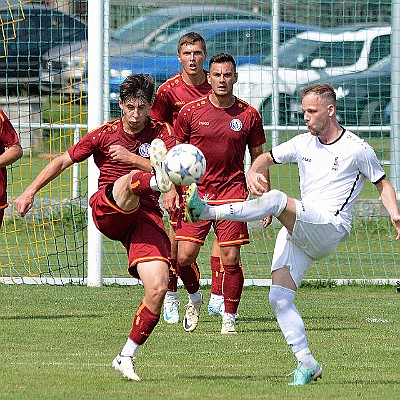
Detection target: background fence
<box><xmin>0</xmin><ymin>0</ymin><xmax>398</xmax><ymax>285</ymax></box>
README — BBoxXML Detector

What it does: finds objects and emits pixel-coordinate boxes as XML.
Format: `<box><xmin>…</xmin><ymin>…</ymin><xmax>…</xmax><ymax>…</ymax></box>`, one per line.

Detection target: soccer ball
<box><xmin>164</xmin><ymin>143</ymin><xmax>206</xmax><ymax>186</ymax></box>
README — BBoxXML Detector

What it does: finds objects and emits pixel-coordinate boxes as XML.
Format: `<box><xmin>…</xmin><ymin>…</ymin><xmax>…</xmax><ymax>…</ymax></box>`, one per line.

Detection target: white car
<box><xmin>234</xmin><ymin>25</ymin><xmax>391</xmax><ymax>124</ymax></box>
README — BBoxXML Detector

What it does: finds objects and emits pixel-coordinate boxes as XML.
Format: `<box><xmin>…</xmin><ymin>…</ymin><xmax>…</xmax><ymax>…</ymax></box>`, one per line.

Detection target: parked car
<box><xmin>233</xmin><ymin>24</ymin><xmax>391</xmax><ymax>125</ymax></box>
<box><xmin>39</xmin><ymin>5</ymin><xmax>266</xmax><ymax>94</ymax></box>
<box><xmin>108</xmin><ymin>19</ymin><xmax>318</xmax><ymax>105</ymax></box>
<box><xmin>385</xmin><ymin>101</ymin><xmax>391</xmax><ymax>125</ymax></box>
<box><xmin>0</xmin><ymin>1</ymin><xmax>87</xmax><ymax>94</ymax></box>
<box><xmin>289</xmin><ymin>55</ymin><xmax>391</xmax><ymax>127</ymax></box>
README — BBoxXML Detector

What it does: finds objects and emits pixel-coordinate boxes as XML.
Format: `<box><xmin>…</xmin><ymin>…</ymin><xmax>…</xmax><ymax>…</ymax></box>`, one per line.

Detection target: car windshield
<box><xmin>112</xmin><ymin>14</ymin><xmax>171</xmax><ymax>43</ymax></box>
<box><xmin>262</xmin><ymin>37</ymin><xmax>365</xmax><ymax>69</ymax></box>
<box><xmin>367</xmin><ymin>55</ymin><xmax>391</xmax><ymax>72</ymax></box>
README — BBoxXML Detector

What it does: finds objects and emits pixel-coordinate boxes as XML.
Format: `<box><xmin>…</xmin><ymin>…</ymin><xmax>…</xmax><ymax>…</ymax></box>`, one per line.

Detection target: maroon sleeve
<box><xmin>67</xmin><ymin>128</ymin><xmax>98</xmax><ymax>162</ymax></box>
<box><xmin>173</xmin><ymin>106</ymin><xmax>191</xmax><ymax>144</ymax></box>
<box><xmin>247</xmin><ymin>108</ymin><xmax>266</xmax><ymax>149</ymax></box>
<box><xmin>157</xmin><ymin>122</ymin><xmax>176</xmax><ymax>151</ymax></box>
<box><xmin>149</xmin><ymin>87</ymin><xmax>173</xmax><ymax>125</ymax></box>
<box><xmin>0</xmin><ymin>109</ymin><xmax>19</xmax><ymax>148</ymax></box>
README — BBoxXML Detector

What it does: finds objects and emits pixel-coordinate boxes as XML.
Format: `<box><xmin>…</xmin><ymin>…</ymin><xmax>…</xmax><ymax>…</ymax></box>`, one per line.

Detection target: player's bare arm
<box><xmin>108</xmin><ymin>145</ymin><xmax>152</xmax><ymax>171</ymax></box>
<box><xmin>162</xmin><ymin>185</ymin><xmax>179</xmax><ymax>214</ymax></box>
<box><xmin>246</xmin><ymin>152</ymin><xmax>274</xmax><ymax>196</ymax></box>
<box><xmin>0</xmin><ymin>142</ymin><xmax>23</xmax><ymax>168</ymax></box>
<box><xmin>249</xmin><ymin>145</ymin><xmax>272</xmax><ymax>227</ymax></box>
<box><xmin>15</xmin><ymin>152</ymin><xmax>74</xmax><ymax>217</ymax></box>
<box><xmin>375</xmin><ymin>178</ymin><xmax>400</xmax><ymax>240</ymax></box>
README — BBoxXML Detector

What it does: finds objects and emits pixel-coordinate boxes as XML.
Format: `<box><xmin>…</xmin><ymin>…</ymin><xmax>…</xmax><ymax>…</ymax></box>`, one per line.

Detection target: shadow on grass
<box><xmin>0</xmin><ymin>313</ymin><xmax>102</xmax><ymax>320</ymax></box>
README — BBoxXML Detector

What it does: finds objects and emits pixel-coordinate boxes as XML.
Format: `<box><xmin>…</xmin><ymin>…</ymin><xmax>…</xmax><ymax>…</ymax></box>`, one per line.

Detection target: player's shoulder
<box><xmin>149</xmin><ymin>117</ymin><xmax>174</xmax><ymax>134</ymax></box>
<box><xmin>236</xmin><ymin>97</ymin><xmax>262</xmax><ymax>117</ymax></box>
<box><xmin>179</xmin><ymin>96</ymin><xmax>209</xmax><ymax>114</ymax></box>
<box><xmin>156</xmin><ymin>73</ymin><xmax>183</xmax><ymax>93</ymax></box>
<box><xmin>0</xmin><ymin>108</ymin><xmax>6</xmax><ymax>120</ymax></box>
<box><xmin>341</xmin><ymin>129</ymin><xmax>371</xmax><ymax>150</ymax></box>
<box><xmin>88</xmin><ymin>118</ymin><xmax>121</xmax><ymax>138</ymax></box>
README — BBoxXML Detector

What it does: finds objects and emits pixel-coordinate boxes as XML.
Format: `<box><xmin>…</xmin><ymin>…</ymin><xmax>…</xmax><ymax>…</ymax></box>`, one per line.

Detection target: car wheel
<box><xmin>360</xmin><ymin>100</ymin><xmax>385</xmax><ymax>126</ymax></box>
<box><xmin>260</xmin><ymin>95</ymin><xmax>292</xmax><ymax>126</ymax></box>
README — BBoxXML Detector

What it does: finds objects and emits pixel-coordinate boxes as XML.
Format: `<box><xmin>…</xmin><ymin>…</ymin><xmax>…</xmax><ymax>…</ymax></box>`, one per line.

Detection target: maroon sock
<box><xmin>177</xmin><ymin>261</ymin><xmax>200</xmax><ymax>294</ymax></box>
<box><xmin>210</xmin><ymin>256</ymin><xmax>224</xmax><ymax>295</ymax></box>
<box><xmin>168</xmin><ymin>259</ymin><xmax>178</xmax><ymax>292</ymax></box>
<box><xmin>130</xmin><ymin>171</ymin><xmax>153</xmax><ymax>197</ymax></box>
<box><xmin>222</xmin><ymin>262</ymin><xmax>244</xmax><ymax>314</ymax></box>
<box><xmin>129</xmin><ymin>302</ymin><xmax>160</xmax><ymax>345</ymax></box>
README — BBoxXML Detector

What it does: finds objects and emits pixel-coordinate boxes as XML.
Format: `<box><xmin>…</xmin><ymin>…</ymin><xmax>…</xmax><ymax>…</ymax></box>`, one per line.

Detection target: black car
<box><xmin>290</xmin><ymin>55</ymin><xmax>391</xmax><ymax>127</ymax></box>
<box><xmin>0</xmin><ymin>1</ymin><xmax>86</xmax><ymax>94</ymax></box>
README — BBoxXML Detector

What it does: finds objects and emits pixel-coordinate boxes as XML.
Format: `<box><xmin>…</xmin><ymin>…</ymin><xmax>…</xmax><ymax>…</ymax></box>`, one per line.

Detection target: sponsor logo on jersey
<box><xmin>230</xmin><ymin>119</ymin><xmax>242</xmax><ymax>132</ymax></box>
<box><xmin>139</xmin><ymin>143</ymin><xmax>151</xmax><ymax>158</ymax></box>
<box><xmin>199</xmin><ymin>121</ymin><xmax>210</xmax><ymax>126</ymax></box>
<box><xmin>332</xmin><ymin>156</ymin><xmax>339</xmax><ymax>171</ymax></box>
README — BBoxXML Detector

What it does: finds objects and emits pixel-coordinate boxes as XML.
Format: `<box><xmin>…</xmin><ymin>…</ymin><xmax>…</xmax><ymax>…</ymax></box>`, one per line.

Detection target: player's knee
<box><xmin>177</xmin><ymin>252</ymin><xmax>196</xmax><ymax>267</ymax></box>
<box><xmin>154</xmin><ymin>282</ymin><xmax>168</xmax><ymax>303</ymax></box>
<box><xmin>262</xmin><ymin>190</ymin><xmax>287</xmax><ymax>217</ymax></box>
<box><xmin>269</xmin><ymin>285</ymin><xmax>293</xmax><ymax>312</ymax></box>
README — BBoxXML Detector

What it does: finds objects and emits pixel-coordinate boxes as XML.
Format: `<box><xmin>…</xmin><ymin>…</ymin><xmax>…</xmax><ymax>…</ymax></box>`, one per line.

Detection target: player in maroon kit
<box><xmin>150</xmin><ymin>32</ymin><xmax>225</xmax><ymax>323</ymax></box>
<box><xmin>174</xmin><ymin>53</ymin><xmax>268</xmax><ymax>334</ymax></box>
<box><xmin>0</xmin><ymin>109</ymin><xmax>23</xmax><ymax>226</ymax></box>
<box><xmin>15</xmin><ymin>74</ymin><xmax>175</xmax><ymax>381</ymax></box>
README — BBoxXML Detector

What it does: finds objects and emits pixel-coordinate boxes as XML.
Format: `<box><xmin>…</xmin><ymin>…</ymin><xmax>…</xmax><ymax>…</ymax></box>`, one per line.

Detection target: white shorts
<box><xmin>271</xmin><ymin>199</ymin><xmax>349</xmax><ymax>287</ymax></box>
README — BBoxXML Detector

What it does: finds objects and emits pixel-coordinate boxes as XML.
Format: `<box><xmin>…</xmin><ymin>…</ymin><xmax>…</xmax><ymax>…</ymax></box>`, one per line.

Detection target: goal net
<box><xmin>0</xmin><ymin>0</ymin><xmax>398</xmax><ymax>285</ymax></box>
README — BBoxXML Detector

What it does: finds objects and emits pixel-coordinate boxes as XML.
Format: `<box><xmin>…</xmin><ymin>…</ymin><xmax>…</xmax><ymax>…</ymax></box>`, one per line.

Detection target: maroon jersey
<box><xmin>0</xmin><ymin>109</ymin><xmax>19</xmax><ymax>208</ymax></box>
<box><xmin>149</xmin><ymin>72</ymin><xmax>211</xmax><ymax>127</ymax></box>
<box><xmin>174</xmin><ymin>96</ymin><xmax>265</xmax><ymax>202</ymax></box>
<box><xmin>68</xmin><ymin>117</ymin><xmax>174</xmax><ymax>209</ymax></box>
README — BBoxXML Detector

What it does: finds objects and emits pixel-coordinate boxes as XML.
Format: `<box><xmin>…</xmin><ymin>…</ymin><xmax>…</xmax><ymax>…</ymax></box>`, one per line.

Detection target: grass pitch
<box><xmin>0</xmin><ymin>284</ymin><xmax>399</xmax><ymax>400</ymax></box>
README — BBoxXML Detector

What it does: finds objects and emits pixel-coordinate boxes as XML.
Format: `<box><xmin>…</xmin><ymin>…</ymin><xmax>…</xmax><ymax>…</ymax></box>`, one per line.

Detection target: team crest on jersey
<box><xmin>230</xmin><ymin>119</ymin><xmax>242</xmax><ymax>132</ymax></box>
<box><xmin>139</xmin><ymin>143</ymin><xmax>151</xmax><ymax>158</ymax></box>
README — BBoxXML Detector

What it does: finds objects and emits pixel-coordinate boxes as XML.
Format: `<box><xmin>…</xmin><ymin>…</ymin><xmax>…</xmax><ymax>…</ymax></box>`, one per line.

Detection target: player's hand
<box><xmin>14</xmin><ymin>193</ymin><xmax>34</xmax><ymax>217</ymax></box>
<box><xmin>391</xmin><ymin>214</ymin><xmax>400</xmax><ymax>240</ymax></box>
<box><xmin>162</xmin><ymin>186</ymin><xmax>179</xmax><ymax>214</ymax></box>
<box><xmin>109</xmin><ymin>145</ymin><xmax>135</xmax><ymax>165</ymax></box>
<box><xmin>246</xmin><ymin>170</ymin><xmax>269</xmax><ymax>196</ymax></box>
<box><xmin>261</xmin><ymin>215</ymin><xmax>272</xmax><ymax>228</ymax></box>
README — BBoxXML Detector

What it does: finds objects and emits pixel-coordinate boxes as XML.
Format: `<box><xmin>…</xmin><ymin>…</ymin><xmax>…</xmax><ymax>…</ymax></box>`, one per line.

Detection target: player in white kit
<box><xmin>184</xmin><ymin>83</ymin><xmax>400</xmax><ymax>385</ymax></box>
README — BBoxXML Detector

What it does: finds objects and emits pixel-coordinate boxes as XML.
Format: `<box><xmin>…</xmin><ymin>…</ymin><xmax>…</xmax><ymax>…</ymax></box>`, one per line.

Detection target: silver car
<box><xmin>40</xmin><ymin>5</ymin><xmax>265</xmax><ymax>95</ymax></box>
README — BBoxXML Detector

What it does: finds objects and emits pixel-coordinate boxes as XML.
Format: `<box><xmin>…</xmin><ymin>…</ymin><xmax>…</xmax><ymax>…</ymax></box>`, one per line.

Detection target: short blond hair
<box><xmin>300</xmin><ymin>83</ymin><xmax>336</xmax><ymax>105</ymax></box>
<box><xmin>177</xmin><ymin>32</ymin><xmax>207</xmax><ymax>54</ymax></box>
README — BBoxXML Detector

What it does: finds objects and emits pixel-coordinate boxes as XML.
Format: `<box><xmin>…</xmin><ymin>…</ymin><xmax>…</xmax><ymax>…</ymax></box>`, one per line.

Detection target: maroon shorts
<box><xmin>175</xmin><ymin>217</ymin><xmax>249</xmax><ymax>247</ymax></box>
<box><xmin>89</xmin><ymin>189</ymin><xmax>171</xmax><ymax>278</ymax></box>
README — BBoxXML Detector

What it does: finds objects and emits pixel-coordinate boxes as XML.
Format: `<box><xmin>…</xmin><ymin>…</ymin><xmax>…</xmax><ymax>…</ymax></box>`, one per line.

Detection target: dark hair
<box><xmin>177</xmin><ymin>32</ymin><xmax>207</xmax><ymax>53</ymax></box>
<box><xmin>209</xmin><ymin>53</ymin><xmax>236</xmax><ymax>72</ymax></box>
<box><xmin>119</xmin><ymin>74</ymin><xmax>155</xmax><ymax>103</ymax></box>
<box><xmin>300</xmin><ymin>83</ymin><xmax>336</xmax><ymax>105</ymax></box>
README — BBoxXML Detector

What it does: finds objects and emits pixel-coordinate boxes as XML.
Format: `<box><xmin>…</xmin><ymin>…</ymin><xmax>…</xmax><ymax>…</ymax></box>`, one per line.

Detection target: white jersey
<box><xmin>271</xmin><ymin>129</ymin><xmax>385</xmax><ymax>231</ymax></box>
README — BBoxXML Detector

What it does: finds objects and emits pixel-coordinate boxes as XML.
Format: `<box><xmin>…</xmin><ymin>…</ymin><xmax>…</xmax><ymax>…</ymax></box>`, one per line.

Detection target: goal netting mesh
<box><xmin>0</xmin><ymin>0</ymin><xmax>398</xmax><ymax>285</ymax></box>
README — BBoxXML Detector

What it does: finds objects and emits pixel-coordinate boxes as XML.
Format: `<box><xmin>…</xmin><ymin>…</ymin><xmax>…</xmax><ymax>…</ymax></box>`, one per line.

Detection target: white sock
<box><xmin>120</xmin><ymin>338</ymin><xmax>139</xmax><ymax>358</ymax></box>
<box><xmin>165</xmin><ymin>291</ymin><xmax>178</xmax><ymax>301</ymax></box>
<box><xmin>209</xmin><ymin>293</ymin><xmax>223</xmax><ymax>303</ymax></box>
<box><xmin>222</xmin><ymin>312</ymin><xmax>235</xmax><ymax>323</ymax></box>
<box><xmin>189</xmin><ymin>290</ymin><xmax>202</xmax><ymax>304</ymax></box>
<box><xmin>209</xmin><ymin>190</ymin><xmax>287</xmax><ymax>221</ymax></box>
<box><xmin>295</xmin><ymin>347</ymin><xmax>318</xmax><ymax>369</ymax></box>
<box><xmin>150</xmin><ymin>176</ymin><xmax>158</xmax><ymax>191</ymax></box>
<box><xmin>269</xmin><ymin>285</ymin><xmax>309</xmax><ymax>354</ymax></box>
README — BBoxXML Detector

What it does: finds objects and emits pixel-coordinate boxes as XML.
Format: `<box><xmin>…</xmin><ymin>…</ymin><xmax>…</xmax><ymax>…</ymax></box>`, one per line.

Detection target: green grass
<box><xmin>0</xmin><ymin>285</ymin><xmax>399</xmax><ymax>400</ymax></box>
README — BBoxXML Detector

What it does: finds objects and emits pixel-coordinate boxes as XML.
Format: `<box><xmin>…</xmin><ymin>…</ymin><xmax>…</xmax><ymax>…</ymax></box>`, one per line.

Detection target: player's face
<box><xmin>207</xmin><ymin>62</ymin><xmax>238</xmax><ymax>97</ymax></box>
<box><xmin>178</xmin><ymin>43</ymin><xmax>207</xmax><ymax>77</ymax></box>
<box><xmin>302</xmin><ymin>93</ymin><xmax>334</xmax><ymax>137</ymax></box>
<box><xmin>119</xmin><ymin>97</ymin><xmax>151</xmax><ymax>133</ymax></box>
